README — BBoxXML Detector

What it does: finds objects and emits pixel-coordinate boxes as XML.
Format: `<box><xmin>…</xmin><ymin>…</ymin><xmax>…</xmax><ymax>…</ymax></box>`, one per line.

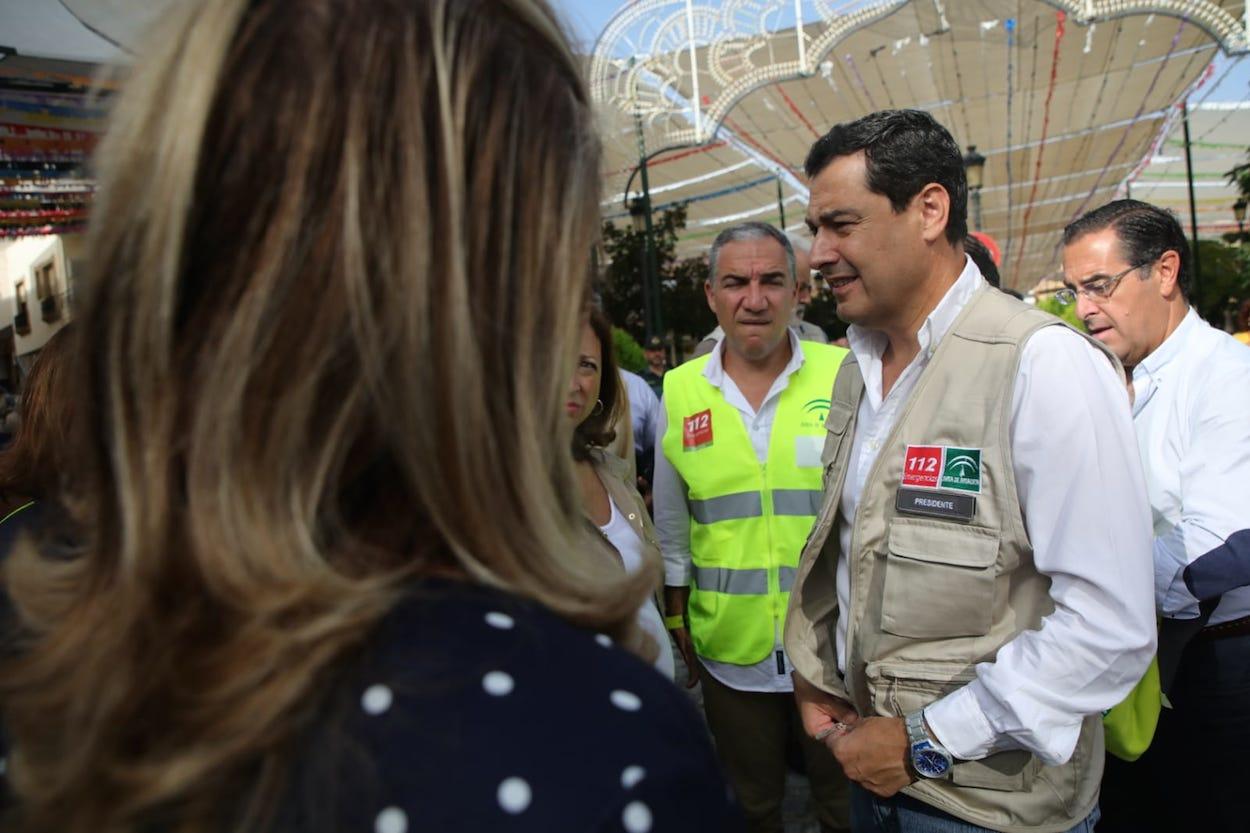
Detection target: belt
<box><xmin>1194</xmin><ymin>614</ymin><xmax>1250</xmax><ymax>641</ymax></box>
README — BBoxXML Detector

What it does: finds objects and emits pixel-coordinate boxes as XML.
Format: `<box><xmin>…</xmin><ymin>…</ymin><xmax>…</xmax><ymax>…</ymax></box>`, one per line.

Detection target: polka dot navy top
<box><xmin>280</xmin><ymin>578</ymin><xmax>744</xmax><ymax>833</ymax></box>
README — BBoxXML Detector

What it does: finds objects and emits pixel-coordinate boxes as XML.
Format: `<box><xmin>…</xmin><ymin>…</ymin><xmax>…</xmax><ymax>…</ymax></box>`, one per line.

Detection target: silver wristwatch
<box><xmin>905</xmin><ymin>710</ymin><xmax>954</xmax><ymax>778</ymax></box>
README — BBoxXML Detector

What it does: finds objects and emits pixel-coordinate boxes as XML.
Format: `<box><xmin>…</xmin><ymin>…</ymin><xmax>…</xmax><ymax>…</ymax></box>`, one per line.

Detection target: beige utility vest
<box><xmin>785</xmin><ymin>288</ymin><xmax>1117</xmax><ymax>832</ymax></box>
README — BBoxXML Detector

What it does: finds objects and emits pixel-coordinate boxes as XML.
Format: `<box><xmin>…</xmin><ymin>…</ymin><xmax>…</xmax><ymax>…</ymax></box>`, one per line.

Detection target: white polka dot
<box><xmin>375</xmin><ymin>807</ymin><xmax>407</xmax><ymax>833</ymax></box>
<box><xmin>595</xmin><ymin>633</ymin><xmax>612</xmax><ymax>647</ymax></box>
<box><xmin>621</xmin><ymin>765</ymin><xmax>646</xmax><ymax>789</ymax></box>
<box><xmin>361</xmin><ymin>684</ymin><xmax>393</xmax><ymax>715</ymax></box>
<box><xmin>610</xmin><ymin>689</ymin><xmax>642</xmax><ymax>711</ymax></box>
<box><xmin>622</xmin><ymin>801</ymin><xmax>653</xmax><ymax>832</ymax></box>
<box><xmin>497</xmin><ymin>777</ymin><xmax>532</xmax><ymax>813</ymax></box>
<box><xmin>485</xmin><ymin>611</ymin><xmax>514</xmax><ymax>629</ymax></box>
<box><xmin>483</xmin><ymin>670</ymin><xmax>515</xmax><ymax>696</ymax></box>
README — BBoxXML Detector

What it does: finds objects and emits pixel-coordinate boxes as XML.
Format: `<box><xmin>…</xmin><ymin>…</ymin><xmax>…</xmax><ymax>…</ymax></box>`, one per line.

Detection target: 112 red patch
<box><xmin>901</xmin><ymin>445</ymin><xmax>942</xmax><ymax>488</ymax></box>
<box><xmin>683</xmin><ymin>409</ymin><xmax>713</xmax><ymax>450</ymax></box>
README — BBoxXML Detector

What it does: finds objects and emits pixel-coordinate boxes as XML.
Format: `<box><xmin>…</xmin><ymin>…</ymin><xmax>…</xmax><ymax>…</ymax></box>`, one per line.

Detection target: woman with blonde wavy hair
<box><xmin>0</xmin><ymin>1</ymin><xmax>740</xmax><ymax>832</ymax></box>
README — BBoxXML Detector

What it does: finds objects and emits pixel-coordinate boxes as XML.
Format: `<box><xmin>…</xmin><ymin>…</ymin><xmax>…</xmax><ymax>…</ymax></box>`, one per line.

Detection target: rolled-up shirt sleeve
<box><xmin>653</xmin><ymin>404</ymin><xmax>694</xmax><ymax>587</ymax></box>
<box><xmin>924</xmin><ymin>327</ymin><xmax>1157</xmax><ymax>765</ymax></box>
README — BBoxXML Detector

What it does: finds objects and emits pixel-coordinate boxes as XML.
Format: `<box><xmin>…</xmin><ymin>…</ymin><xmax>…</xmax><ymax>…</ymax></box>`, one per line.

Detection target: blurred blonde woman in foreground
<box><xmin>0</xmin><ymin>1</ymin><xmax>740</xmax><ymax>832</ymax></box>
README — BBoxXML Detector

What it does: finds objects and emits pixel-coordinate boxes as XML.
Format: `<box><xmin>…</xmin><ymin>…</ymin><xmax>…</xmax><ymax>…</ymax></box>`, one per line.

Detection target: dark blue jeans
<box><xmin>1100</xmin><ymin>630</ymin><xmax>1250</xmax><ymax>832</ymax></box>
<box><xmin>850</xmin><ymin>785</ymin><xmax>1098</xmax><ymax>832</ymax></box>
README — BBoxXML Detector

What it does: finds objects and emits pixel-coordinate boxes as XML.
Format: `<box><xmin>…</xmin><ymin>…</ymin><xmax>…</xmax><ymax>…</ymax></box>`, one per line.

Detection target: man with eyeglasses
<box><xmin>1061</xmin><ymin>199</ymin><xmax>1250</xmax><ymax>832</ymax></box>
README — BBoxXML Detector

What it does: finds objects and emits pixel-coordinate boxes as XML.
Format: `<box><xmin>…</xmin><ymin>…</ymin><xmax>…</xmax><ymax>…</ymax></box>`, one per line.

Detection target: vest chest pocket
<box><xmin>880</xmin><ymin>518</ymin><xmax>999</xmax><ymax>639</ymax></box>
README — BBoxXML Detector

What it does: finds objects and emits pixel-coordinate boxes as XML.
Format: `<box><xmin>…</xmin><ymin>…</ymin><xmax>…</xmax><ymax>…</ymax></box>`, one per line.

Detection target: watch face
<box><xmin>914</xmin><ymin>747</ymin><xmax>951</xmax><ymax>778</ymax></box>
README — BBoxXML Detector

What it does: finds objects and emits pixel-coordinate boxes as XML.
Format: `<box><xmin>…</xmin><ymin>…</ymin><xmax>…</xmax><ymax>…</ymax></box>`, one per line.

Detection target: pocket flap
<box><xmin>887</xmin><ymin>518</ymin><xmax>998</xmax><ymax>569</ymax></box>
<box><xmin>824</xmin><ymin>401</ymin><xmax>854</xmax><ymax>434</ymax></box>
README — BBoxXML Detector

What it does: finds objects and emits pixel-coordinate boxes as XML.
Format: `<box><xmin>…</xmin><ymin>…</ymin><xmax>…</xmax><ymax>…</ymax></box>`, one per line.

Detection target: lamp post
<box><xmin>624</xmin><ymin>100</ymin><xmax>665</xmax><ymax>342</ymax></box>
<box><xmin>963</xmin><ymin>145</ymin><xmax>986</xmax><ymax>231</ymax></box>
<box><xmin>1235</xmin><ymin>198</ymin><xmax>1247</xmax><ymax>239</ymax></box>
<box><xmin>627</xmin><ymin>194</ymin><xmax>660</xmax><ymax>341</ymax></box>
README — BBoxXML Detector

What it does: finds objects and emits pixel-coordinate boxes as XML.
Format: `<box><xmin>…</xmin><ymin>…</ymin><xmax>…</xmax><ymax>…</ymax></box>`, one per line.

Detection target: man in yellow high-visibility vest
<box><xmin>654</xmin><ymin>221</ymin><xmax>850</xmax><ymax>833</ymax></box>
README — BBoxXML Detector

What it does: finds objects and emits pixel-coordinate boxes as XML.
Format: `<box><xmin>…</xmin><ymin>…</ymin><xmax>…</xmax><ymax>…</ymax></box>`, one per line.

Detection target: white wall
<box><xmin>0</xmin><ymin>234</ymin><xmax>76</xmax><ymax>358</ymax></box>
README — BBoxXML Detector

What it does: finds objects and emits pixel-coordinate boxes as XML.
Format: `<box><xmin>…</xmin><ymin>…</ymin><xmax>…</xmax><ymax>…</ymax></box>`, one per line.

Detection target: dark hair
<box><xmin>0</xmin><ymin>325</ymin><xmax>75</xmax><ymax>503</ymax></box>
<box><xmin>1062</xmin><ymin>199</ymin><xmax>1192</xmax><ymax>299</ymax></box>
<box><xmin>707</xmin><ymin>222</ymin><xmax>796</xmax><ymax>282</ymax></box>
<box><xmin>571</xmin><ymin>307</ymin><xmax>620</xmax><ymax>459</ymax></box>
<box><xmin>804</xmin><ymin>109</ymin><xmax>968</xmax><ymax>245</ymax></box>
<box><xmin>964</xmin><ymin>234</ymin><xmax>1001</xmax><ymax>288</ymax></box>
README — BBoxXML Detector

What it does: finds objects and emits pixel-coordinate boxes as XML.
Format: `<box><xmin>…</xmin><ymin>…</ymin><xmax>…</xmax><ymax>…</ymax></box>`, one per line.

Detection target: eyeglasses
<box><xmin>1055</xmin><ymin>262</ymin><xmax>1147</xmax><ymax>306</ymax></box>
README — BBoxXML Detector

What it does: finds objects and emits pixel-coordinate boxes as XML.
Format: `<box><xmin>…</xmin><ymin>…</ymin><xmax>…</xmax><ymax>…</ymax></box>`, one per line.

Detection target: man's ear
<box><xmin>916</xmin><ymin>183</ymin><xmax>951</xmax><ymax>245</ymax></box>
<box><xmin>1155</xmin><ymin>249</ymin><xmax>1182</xmax><ymax>299</ymax></box>
<box><xmin>705</xmin><ymin>279</ymin><xmax>715</xmax><ymax>312</ymax></box>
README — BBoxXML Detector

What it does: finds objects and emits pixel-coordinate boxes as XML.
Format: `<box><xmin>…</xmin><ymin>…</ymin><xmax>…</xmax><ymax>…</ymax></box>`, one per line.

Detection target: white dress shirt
<box><xmin>837</xmin><ymin>258</ymin><xmax>1156</xmax><ymax>766</ymax></box>
<box><xmin>653</xmin><ymin>331</ymin><xmax>804</xmax><ymax>693</ymax></box>
<box><xmin>598</xmin><ymin>494</ymin><xmax>676</xmax><ymax>680</ymax></box>
<box><xmin>620</xmin><ymin>369</ymin><xmax>660</xmax><ymax>460</ymax></box>
<box><xmin>1131</xmin><ymin>307</ymin><xmax>1250</xmax><ymax>625</ymax></box>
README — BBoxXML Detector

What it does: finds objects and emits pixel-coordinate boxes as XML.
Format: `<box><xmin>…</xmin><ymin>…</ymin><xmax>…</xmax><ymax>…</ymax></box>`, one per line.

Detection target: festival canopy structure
<box><xmin>590</xmin><ymin>0</ymin><xmax>1250</xmax><ymax>292</ymax></box>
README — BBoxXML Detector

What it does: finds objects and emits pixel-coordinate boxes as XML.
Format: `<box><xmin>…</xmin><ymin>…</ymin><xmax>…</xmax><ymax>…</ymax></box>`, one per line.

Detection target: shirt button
<box><xmin>628</xmin><ymin>513</ymin><xmax>637</xmax><ymax>521</ymax></box>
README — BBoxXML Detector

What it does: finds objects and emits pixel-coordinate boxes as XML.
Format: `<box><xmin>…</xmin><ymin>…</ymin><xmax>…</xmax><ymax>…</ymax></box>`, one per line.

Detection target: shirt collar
<box><xmin>1131</xmin><ymin>306</ymin><xmax>1199</xmax><ymax>383</ymax></box>
<box><xmin>846</xmin><ymin>255</ymin><xmax>986</xmax><ymax>369</ymax></box>
<box><xmin>704</xmin><ymin>328</ymin><xmax>804</xmax><ymax>389</ymax></box>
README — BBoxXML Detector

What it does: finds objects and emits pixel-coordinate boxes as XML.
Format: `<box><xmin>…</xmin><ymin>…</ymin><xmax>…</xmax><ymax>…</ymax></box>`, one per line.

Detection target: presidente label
<box><xmin>895</xmin><ymin>487</ymin><xmax>977</xmax><ymax>522</ymax></box>
<box><xmin>902</xmin><ymin>445</ymin><xmax>982</xmax><ymax>494</ymax></box>
<box><xmin>683</xmin><ymin>408</ymin><xmax>713</xmax><ymax>451</ymax></box>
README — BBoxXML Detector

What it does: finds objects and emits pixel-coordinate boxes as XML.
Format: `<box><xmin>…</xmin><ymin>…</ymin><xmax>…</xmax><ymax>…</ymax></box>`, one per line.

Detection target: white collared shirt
<box><xmin>1131</xmin><ymin>307</ymin><xmax>1250</xmax><ymax>625</ymax></box>
<box><xmin>837</xmin><ymin>257</ymin><xmax>1156</xmax><ymax>766</ymax></box>
<box><xmin>653</xmin><ymin>331</ymin><xmax>804</xmax><ymax>693</ymax></box>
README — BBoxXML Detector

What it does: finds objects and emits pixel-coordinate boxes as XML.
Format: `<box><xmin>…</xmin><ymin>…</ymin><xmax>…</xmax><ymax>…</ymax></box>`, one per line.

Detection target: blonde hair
<box><xmin>0</xmin><ymin>1</ymin><xmax>655</xmax><ymax>830</ymax></box>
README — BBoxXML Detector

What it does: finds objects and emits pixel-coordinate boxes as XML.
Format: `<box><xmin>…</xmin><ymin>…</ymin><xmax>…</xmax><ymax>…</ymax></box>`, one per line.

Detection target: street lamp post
<box><xmin>963</xmin><ymin>145</ymin><xmax>986</xmax><ymax>231</ymax></box>
<box><xmin>627</xmin><ymin>195</ymin><xmax>660</xmax><ymax>342</ymax></box>
<box><xmin>1234</xmin><ymin>198</ymin><xmax>1247</xmax><ymax>239</ymax></box>
<box><xmin>625</xmin><ymin>106</ymin><xmax>665</xmax><ymax>342</ymax></box>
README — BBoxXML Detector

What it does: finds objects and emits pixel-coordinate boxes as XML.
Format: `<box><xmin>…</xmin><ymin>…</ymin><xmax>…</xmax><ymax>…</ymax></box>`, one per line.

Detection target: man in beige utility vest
<box><xmin>784</xmin><ymin>109</ymin><xmax>1156</xmax><ymax>833</ymax></box>
<box><xmin>654</xmin><ymin>221</ymin><xmax>850</xmax><ymax>832</ymax></box>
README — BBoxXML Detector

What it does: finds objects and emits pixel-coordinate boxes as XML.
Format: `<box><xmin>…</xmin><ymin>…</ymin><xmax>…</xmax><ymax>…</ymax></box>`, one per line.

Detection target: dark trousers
<box><xmin>1099</xmin><ymin>630</ymin><xmax>1250</xmax><ymax>832</ymax></box>
<box><xmin>700</xmin><ymin>664</ymin><xmax>850</xmax><ymax>833</ymax></box>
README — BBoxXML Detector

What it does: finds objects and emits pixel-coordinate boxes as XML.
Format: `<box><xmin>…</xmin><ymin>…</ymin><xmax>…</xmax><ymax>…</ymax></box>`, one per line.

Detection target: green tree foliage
<box><xmin>1193</xmin><ymin>238</ymin><xmax>1250</xmax><ymax>325</ymax></box>
<box><xmin>1034</xmin><ymin>294</ymin><xmax>1083</xmax><ymax>329</ymax></box>
<box><xmin>613</xmin><ymin>327</ymin><xmax>645</xmax><ymax>373</ymax></box>
<box><xmin>1226</xmin><ymin>147</ymin><xmax>1250</xmax><ymax>200</ymax></box>
<box><xmin>600</xmin><ymin>203</ymin><xmax>716</xmax><ymax>352</ymax></box>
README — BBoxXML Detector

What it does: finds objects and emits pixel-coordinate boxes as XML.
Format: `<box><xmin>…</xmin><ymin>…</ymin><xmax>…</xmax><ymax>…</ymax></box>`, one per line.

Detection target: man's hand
<box><xmin>670</xmin><ymin>626</ymin><xmax>700</xmax><ymax>689</ymax></box>
<box><xmin>829</xmin><ymin>716</ymin><xmax>914</xmax><ymax>798</ymax></box>
<box><xmin>793</xmin><ymin>671</ymin><xmax>859</xmax><ymax>741</ymax></box>
<box><xmin>663</xmin><ymin>585</ymin><xmax>699</xmax><ymax>689</ymax></box>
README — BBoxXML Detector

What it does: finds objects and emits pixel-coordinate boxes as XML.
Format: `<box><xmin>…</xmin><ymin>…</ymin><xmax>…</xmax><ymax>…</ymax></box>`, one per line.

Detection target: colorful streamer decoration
<box><xmin>1011</xmin><ymin>11</ymin><xmax>1067</xmax><ymax>280</ymax></box>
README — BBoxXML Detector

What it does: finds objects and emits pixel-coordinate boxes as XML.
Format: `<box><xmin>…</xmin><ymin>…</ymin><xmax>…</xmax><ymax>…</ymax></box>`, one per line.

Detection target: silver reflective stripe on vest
<box><xmin>693</xmin><ymin>566</ymin><xmax>769</xmax><ymax>595</ymax></box>
<box><xmin>689</xmin><ymin>491</ymin><xmax>763</xmax><ymax>524</ymax></box>
<box><xmin>778</xmin><ymin>566</ymin><xmax>799</xmax><ymax>593</ymax></box>
<box><xmin>772</xmin><ymin>489</ymin><xmax>823</xmax><ymax>517</ymax></box>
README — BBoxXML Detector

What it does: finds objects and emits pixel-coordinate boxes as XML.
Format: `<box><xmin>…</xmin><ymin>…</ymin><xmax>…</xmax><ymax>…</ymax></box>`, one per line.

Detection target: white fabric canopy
<box><xmin>592</xmin><ymin>0</ymin><xmax>1250</xmax><ymax>291</ymax></box>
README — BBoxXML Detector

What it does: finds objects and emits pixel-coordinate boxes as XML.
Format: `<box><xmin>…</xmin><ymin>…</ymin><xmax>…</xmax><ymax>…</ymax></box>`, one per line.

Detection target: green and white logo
<box><xmin>800</xmin><ymin>397</ymin><xmax>831</xmax><ymax>429</ymax></box>
<box><xmin>939</xmin><ymin>447</ymin><xmax>982</xmax><ymax>493</ymax></box>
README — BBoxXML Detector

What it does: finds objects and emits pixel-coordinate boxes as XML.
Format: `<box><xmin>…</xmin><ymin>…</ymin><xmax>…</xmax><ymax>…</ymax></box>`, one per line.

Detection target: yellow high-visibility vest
<box><xmin>662</xmin><ymin>340</ymin><xmax>845</xmax><ymax>664</ymax></box>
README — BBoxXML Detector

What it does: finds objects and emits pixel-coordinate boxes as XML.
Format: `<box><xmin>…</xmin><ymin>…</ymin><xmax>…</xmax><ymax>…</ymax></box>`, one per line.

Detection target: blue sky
<box><xmin>550</xmin><ymin>0</ymin><xmax>1249</xmax><ymax>101</ymax></box>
